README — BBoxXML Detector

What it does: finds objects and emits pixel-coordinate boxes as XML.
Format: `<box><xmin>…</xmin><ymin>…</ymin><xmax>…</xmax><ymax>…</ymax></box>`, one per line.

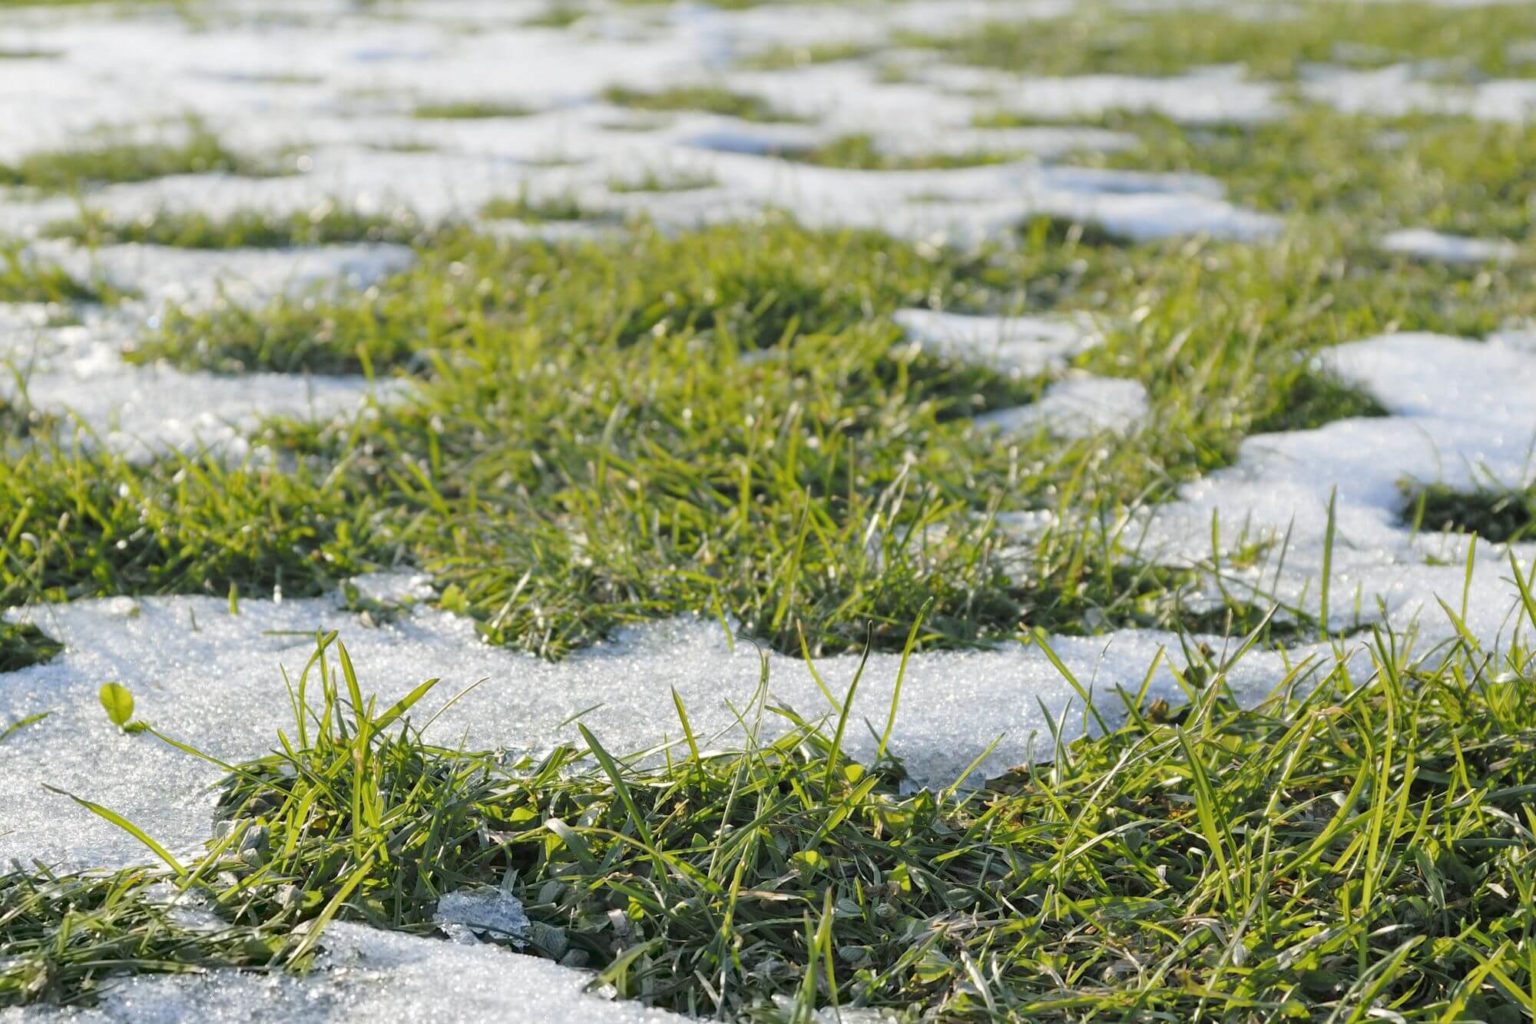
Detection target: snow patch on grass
<box><xmin>5</xmin><ymin>921</ymin><xmax>687</xmax><ymax>1024</ymax></box>
<box><xmin>1380</xmin><ymin>227</ymin><xmax>1520</xmax><ymax>264</ymax></box>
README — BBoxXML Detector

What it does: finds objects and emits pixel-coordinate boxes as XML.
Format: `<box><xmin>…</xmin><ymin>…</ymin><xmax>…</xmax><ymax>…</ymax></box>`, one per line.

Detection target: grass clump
<box><xmin>904</xmin><ymin>2</ymin><xmax>1536</xmax><ymax>80</ymax></box>
<box><xmin>479</xmin><ymin>192</ymin><xmax>599</xmax><ymax>223</ymax></box>
<box><xmin>112</xmin><ymin>218</ymin><xmax>1536</xmax><ymax>658</ymax></box>
<box><xmin>600</xmin><ymin>84</ymin><xmax>801</xmax><ymax>123</ymax></box>
<box><xmin>0</xmin><ymin>867</ymin><xmax>294</xmax><ymax>1007</ymax></box>
<box><xmin>1049</xmin><ymin>106</ymin><xmax>1536</xmax><ymax>242</ymax></box>
<box><xmin>0</xmin><ymin>621</ymin><xmax>62</xmax><ymax>672</ymax></box>
<box><xmin>782</xmin><ymin>133</ymin><xmax>1019</xmax><ymax>171</ymax></box>
<box><xmin>45</xmin><ymin>203</ymin><xmax>435</xmax><ymax>250</ymax></box>
<box><xmin>18</xmin><ymin>608</ymin><xmax>1536</xmax><ymax>1018</ymax></box>
<box><xmin>523</xmin><ymin>5</ymin><xmax>581</xmax><ymax>28</ymax></box>
<box><xmin>607</xmin><ymin>169</ymin><xmax>718</xmax><ymax>193</ymax></box>
<box><xmin>1250</xmin><ymin>364</ymin><xmax>1388</xmax><ymax>435</ymax></box>
<box><xmin>1405</xmin><ymin>483</ymin><xmax>1536</xmax><ymax>544</ymax></box>
<box><xmin>0</xmin><ymin>439</ymin><xmax>382</xmax><ymax>606</ymax></box>
<box><xmin>0</xmin><ymin>247</ymin><xmax>104</xmax><ymax>304</ymax></box>
<box><xmin>736</xmin><ymin>41</ymin><xmax>875</xmax><ymax>71</ymax></box>
<box><xmin>411</xmin><ymin>100</ymin><xmax>534</xmax><ymax>120</ymax></box>
<box><xmin>0</xmin><ymin>128</ymin><xmax>273</xmax><ymax>195</ymax></box>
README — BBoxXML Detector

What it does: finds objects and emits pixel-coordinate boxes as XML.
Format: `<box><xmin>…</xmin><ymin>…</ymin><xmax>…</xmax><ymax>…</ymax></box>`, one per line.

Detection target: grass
<box><xmin>523</xmin><ymin>5</ymin><xmax>581</xmax><ymax>29</ymax></box>
<box><xmin>1020</xmin><ymin>106</ymin><xmax>1536</xmax><ymax>242</ymax></box>
<box><xmin>736</xmin><ymin>41</ymin><xmax>875</xmax><ymax>71</ymax></box>
<box><xmin>607</xmin><ymin>169</ymin><xmax>718</xmax><ymax>193</ymax></box>
<box><xmin>1405</xmin><ymin>483</ymin><xmax>1536</xmax><ymax>544</ymax></box>
<box><xmin>777</xmin><ymin>133</ymin><xmax>1020</xmax><ymax>171</ymax></box>
<box><xmin>68</xmin><ymin>212</ymin><xmax>1536</xmax><ymax>659</ymax></box>
<box><xmin>0</xmin><ymin>128</ymin><xmax>275</xmax><ymax>195</ymax></box>
<box><xmin>0</xmin><ymin>439</ymin><xmax>383</xmax><ymax>606</ymax></box>
<box><xmin>0</xmin><ymin>247</ymin><xmax>105</xmax><ymax>304</ymax></box>
<box><xmin>44</xmin><ymin>204</ymin><xmax>437</xmax><ymax>250</ymax></box>
<box><xmin>479</xmin><ymin>192</ymin><xmax>601</xmax><ymax>223</ymax></box>
<box><xmin>411</xmin><ymin>100</ymin><xmax>534</xmax><ymax>120</ymax></box>
<box><xmin>10</xmin><ymin>605</ymin><xmax>1536</xmax><ymax>1017</ymax></box>
<box><xmin>0</xmin><ymin>394</ymin><xmax>58</xmax><ymax>439</ymax></box>
<box><xmin>0</xmin><ymin>621</ymin><xmax>62</xmax><ymax>672</ymax></box>
<box><xmin>900</xmin><ymin>1</ymin><xmax>1536</xmax><ymax>80</ymax></box>
<box><xmin>600</xmin><ymin>84</ymin><xmax>803</xmax><ymax>123</ymax></box>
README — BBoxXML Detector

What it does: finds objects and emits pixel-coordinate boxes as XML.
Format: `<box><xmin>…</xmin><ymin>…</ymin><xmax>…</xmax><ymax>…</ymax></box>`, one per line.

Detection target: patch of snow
<box><xmin>1140</xmin><ymin>332</ymin><xmax>1536</xmax><ymax>636</ymax></box>
<box><xmin>926</xmin><ymin>65</ymin><xmax>1282</xmax><ymax>125</ymax></box>
<box><xmin>0</xmin><ymin>0</ymin><xmax>1278</xmax><ymax>248</ymax></box>
<box><xmin>0</xmin><ymin>590</ymin><xmax>1314</xmax><ymax>873</ymax></box>
<box><xmin>978</xmin><ymin>374</ymin><xmax>1150</xmax><ymax>438</ymax></box>
<box><xmin>1</xmin><ymin>313</ymin><xmax>397</xmax><ymax>460</ymax></box>
<box><xmin>1380</xmin><ymin>228</ymin><xmax>1520</xmax><ymax>264</ymax></box>
<box><xmin>893</xmin><ymin>308</ymin><xmax>1101</xmax><ymax>375</ymax></box>
<box><xmin>1304</xmin><ymin>63</ymin><xmax>1536</xmax><ymax>122</ymax></box>
<box><xmin>41</xmin><ymin>241</ymin><xmax>416</xmax><ymax>312</ymax></box>
<box><xmin>2</xmin><ymin>922</ymin><xmax>685</xmax><ymax>1024</ymax></box>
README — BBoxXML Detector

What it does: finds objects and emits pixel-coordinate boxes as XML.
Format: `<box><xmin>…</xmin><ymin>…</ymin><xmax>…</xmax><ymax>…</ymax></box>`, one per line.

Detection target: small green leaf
<box><xmin>99</xmin><ymin>681</ymin><xmax>135</xmax><ymax>728</ymax></box>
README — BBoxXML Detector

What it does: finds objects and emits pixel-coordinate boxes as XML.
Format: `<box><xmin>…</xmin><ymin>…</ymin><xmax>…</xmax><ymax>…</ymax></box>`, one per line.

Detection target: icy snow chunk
<box><xmin>1380</xmin><ymin>228</ymin><xmax>1519</xmax><ymax>265</ymax></box>
<box><xmin>977</xmin><ymin>375</ymin><xmax>1149</xmax><ymax>438</ymax></box>
<box><xmin>3</xmin><ymin>922</ymin><xmax>686</xmax><ymax>1024</ymax></box>
<box><xmin>345</xmin><ymin>571</ymin><xmax>437</xmax><ymax>607</ymax></box>
<box><xmin>893</xmin><ymin>308</ymin><xmax>1100</xmax><ymax>376</ymax></box>
<box><xmin>435</xmin><ymin>888</ymin><xmax>531</xmax><ymax>946</ymax></box>
<box><xmin>1138</xmin><ymin>331</ymin><xmax>1536</xmax><ymax>635</ymax></box>
<box><xmin>2</xmin><ymin>308</ymin><xmax>402</xmax><ymax>461</ymax></box>
<box><xmin>927</xmin><ymin>66</ymin><xmax>1281</xmax><ymax>125</ymax></box>
<box><xmin>40</xmin><ymin>241</ymin><xmax>416</xmax><ymax>312</ymax></box>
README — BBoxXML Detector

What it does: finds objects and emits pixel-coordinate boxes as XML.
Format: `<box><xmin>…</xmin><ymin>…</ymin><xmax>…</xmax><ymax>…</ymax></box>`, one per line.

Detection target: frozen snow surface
<box><xmin>1379</xmin><ymin>228</ymin><xmax>1521</xmax><ymax>264</ymax></box>
<box><xmin>1141</xmin><ymin>332</ymin><xmax>1536</xmax><ymax>639</ymax></box>
<box><xmin>893</xmin><ymin>308</ymin><xmax>1101</xmax><ymax>375</ymax></box>
<box><xmin>3</xmin><ymin>922</ymin><xmax>688</xmax><ymax>1024</ymax></box>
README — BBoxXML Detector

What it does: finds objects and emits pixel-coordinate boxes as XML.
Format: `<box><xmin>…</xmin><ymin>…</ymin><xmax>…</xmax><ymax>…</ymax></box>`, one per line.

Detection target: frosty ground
<box><xmin>2</xmin><ymin>0</ymin><xmax>1536</xmax><ymax>1020</ymax></box>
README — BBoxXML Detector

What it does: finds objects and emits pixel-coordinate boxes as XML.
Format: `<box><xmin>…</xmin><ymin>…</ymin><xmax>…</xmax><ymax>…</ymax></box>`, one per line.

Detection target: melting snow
<box><xmin>977</xmin><ymin>374</ymin><xmax>1149</xmax><ymax>438</ymax></box>
<box><xmin>3</xmin><ymin>922</ymin><xmax>686</xmax><ymax>1024</ymax></box>
<box><xmin>1140</xmin><ymin>332</ymin><xmax>1536</xmax><ymax>636</ymax></box>
<box><xmin>1379</xmin><ymin>228</ymin><xmax>1520</xmax><ymax>264</ymax></box>
<box><xmin>0</xmin><ymin>0</ymin><xmax>1277</xmax><ymax>247</ymax></box>
<box><xmin>892</xmin><ymin>308</ymin><xmax>1101</xmax><ymax>375</ymax></box>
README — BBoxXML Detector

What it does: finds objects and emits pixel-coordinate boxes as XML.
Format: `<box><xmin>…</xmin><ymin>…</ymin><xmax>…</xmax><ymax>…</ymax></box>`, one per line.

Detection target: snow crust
<box><xmin>1140</xmin><ymin>332</ymin><xmax>1536</xmax><ymax>637</ymax></box>
<box><xmin>3</xmin><ymin>922</ymin><xmax>687</xmax><ymax>1024</ymax></box>
<box><xmin>892</xmin><ymin>308</ymin><xmax>1100</xmax><ymax>375</ymax></box>
<box><xmin>1379</xmin><ymin>228</ymin><xmax>1520</xmax><ymax>264</ymax></box>
<box><xmin>1</xmin><ymin>589</ymin><xmax>1288</xmax><ymax>873</ymax></box>
<box><xmin>0</xmin><ymin>0</ymin><xmax>1277</xmax><ymax>247</ymax></box>
<box><xmin>978</xmin><ymin>374</ymin><xmax>1150</xmax><ymax>438</ymax></box>
<box><xmin>1</xmin><ymin>302</ymin><xmax>398</xmax><ymax>459</ymax></box>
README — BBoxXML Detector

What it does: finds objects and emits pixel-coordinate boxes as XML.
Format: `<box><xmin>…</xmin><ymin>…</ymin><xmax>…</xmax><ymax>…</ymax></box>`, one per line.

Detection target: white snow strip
<box><xmin>925</xmin><ymin>65</ymin><xmax>1282</xmax><ymax>125</ymax></box>
<box><xmin>1303</xmin><ymin>63</ymin><xmax>1536</xmax><ymax>122</ymax></box>
<box><xmin>31</xmin><ymin>240</ymin><xmax>416</xmax><ymax>313</ymax></box>
<box><xmin>0</xmin><ymin>591</ymin><xmax>1310</xmax><ymax>873</ymax></box>
<box><xmin>1140</xmin><ymin>332</ymin><xmax>1536</xmax><ymax>635</ymax></box>
<box><xmin>3</xmin><ymin>922</ymin><xmax>686</xmax><ymax>1024</ymax></box>
<box><xmin>977</xmin><ymin>374</ymin><xmax>1150</xmax><ymax>438</ymax></box>
<box><xmin>0</xmin><ymin>0</ymin><xmax>1277</xmax><ymax>248</ymax></box>
<box><xmin>1380</xmin><ymin>228</ymin><xmax>1521</xmax><ymax>264</ymax></box>
<box><xmin>893</xmin><ymin>308</ymin><xmax>1101</xmax><ymax>375</ymax></box>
